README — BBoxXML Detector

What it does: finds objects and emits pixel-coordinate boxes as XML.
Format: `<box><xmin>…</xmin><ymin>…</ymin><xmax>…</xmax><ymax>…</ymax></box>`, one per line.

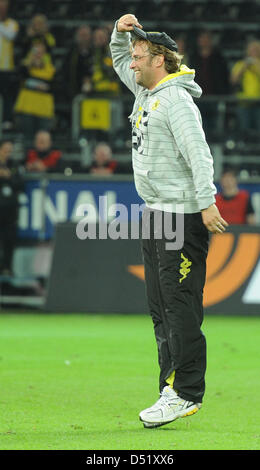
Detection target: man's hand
<box><xmin>201</xmin><ymin>204</ymin><xmax>229</xmax><ymax>233</ymax></box>
<box><xmin>26</xmin><ymin>160</ymin><xmax>46</xmax><ymax>172</ymax></box>
<box><xmin>0</xmin><ymin>168</ymin><xmax>11</xmax><ymax>178</ymax></box>
<box><xmin>90</xmin><ymin>167</ymin><xmax>113</xmax><ymax>176</ymax></box>
<box><xmin>117</xmin><ymin>14</ymin><xmax>142</xmax><ymax>32</ymax></box>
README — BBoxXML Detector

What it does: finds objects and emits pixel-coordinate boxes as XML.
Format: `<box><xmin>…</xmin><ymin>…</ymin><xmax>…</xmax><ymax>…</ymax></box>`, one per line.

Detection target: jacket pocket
<box><xmin>134</xmin><ymin>168</ymin><xmax>158</xmax><ymax>199</ymax></box>
<box><xmin>148</xmin><ymin>175</ymin><xmax>184</xmax><ymax>200</ymax></box>
<box><xmin>147</xmin><ymin>176</ymin><xmax>197</xmax><ymax>202</ymax></box>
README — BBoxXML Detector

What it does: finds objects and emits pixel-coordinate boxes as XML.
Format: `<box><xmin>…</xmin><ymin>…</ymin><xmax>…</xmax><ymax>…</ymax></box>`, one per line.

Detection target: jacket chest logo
<box><xmin>151</xmin><ymin>99</ymin><xmax>160</xmax><ymax>111</ymax></box>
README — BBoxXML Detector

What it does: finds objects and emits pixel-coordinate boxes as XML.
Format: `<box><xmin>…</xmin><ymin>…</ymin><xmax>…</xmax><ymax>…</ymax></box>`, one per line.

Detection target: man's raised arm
<box><xmin>109</xmin><ymin>14</ymin><xmax>143</xmax><ymax>95</ymax></box>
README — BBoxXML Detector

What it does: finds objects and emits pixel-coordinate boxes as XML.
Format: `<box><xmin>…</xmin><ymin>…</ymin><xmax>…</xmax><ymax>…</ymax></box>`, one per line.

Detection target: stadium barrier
<box><xmin>44</xmin><ymin>223</ymin><xmax>260</xmax><ymax>316</ymax></box>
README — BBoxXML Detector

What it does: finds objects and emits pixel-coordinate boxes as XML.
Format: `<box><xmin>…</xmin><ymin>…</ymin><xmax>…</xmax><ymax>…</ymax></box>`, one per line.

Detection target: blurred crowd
<box><xmin>0</xmin><ymin>0</ymin><xmax>121</xmax><ymax>142</ymax></box>
<box><xmin>175</xmin><ymin>31</ymin><xmax>260</xmax><ymax>138</ymax></box>
<box><xmin>1</xmin><ymin>0</ymin><xmax>260</xmax><ymax>152</ymax></box>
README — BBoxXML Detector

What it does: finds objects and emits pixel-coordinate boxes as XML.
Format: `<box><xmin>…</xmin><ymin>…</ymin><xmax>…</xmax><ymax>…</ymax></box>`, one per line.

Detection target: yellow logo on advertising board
<box><xmin>81</xmin><ymin>99</ymin><xmax>111</xmax><ymax>130</ymax></box>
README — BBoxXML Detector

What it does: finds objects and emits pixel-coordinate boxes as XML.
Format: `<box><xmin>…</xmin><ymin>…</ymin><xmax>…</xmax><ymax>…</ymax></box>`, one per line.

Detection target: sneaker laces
<box><xmin>156</xmin><ymin>387</ymin><xmax>182</xmax><ymax>408</ymax></box>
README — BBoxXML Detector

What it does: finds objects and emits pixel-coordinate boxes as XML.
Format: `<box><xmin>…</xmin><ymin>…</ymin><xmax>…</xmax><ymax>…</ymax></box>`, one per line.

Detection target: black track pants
<box><xmin>141</xmin><ymin>207</ymin><xmax>209</xmax><ymax>403</ymax></box>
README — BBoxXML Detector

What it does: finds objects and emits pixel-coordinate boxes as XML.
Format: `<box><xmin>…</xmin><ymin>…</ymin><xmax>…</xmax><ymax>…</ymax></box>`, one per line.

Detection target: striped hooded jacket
<box><xmin>109</xmin><ymin>25</ymin><xmax>217</xmax><ymax>213</ymax></box>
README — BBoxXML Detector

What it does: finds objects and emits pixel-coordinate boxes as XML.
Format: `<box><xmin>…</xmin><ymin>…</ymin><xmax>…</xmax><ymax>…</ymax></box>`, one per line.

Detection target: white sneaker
<box><xmin>139</xmin><ymin>386</ymin><xmax>201</xmax><ymax>428</ymax></box>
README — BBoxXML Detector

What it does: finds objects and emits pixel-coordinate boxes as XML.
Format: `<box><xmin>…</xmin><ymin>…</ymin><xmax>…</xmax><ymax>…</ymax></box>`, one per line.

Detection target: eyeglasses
<box><xmin>131</xmin><ymin>53</ymin><xmax>151</xmax><ymax>62</ymax></box>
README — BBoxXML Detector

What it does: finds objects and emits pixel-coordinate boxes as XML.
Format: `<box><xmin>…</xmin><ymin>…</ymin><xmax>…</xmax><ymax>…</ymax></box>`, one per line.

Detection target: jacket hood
<box><xmin>151</xmin><ymin>64</ymin><xmax>202</xmax><ymax>98</ymax></box>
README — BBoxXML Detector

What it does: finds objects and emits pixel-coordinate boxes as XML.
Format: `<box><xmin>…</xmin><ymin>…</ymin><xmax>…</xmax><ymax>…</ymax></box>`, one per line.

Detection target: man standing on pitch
<box><xmin>110</xmin><ymin>14</ymin><xmax>228</xmax><ymax>428</ymax></box>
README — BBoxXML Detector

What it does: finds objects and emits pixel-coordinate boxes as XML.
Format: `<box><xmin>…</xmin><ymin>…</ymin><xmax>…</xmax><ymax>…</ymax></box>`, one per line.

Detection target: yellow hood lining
<box><xmin>155</xmin><ymin>64</ymin><xmax>195</xmax><ymax>88</ymax></box>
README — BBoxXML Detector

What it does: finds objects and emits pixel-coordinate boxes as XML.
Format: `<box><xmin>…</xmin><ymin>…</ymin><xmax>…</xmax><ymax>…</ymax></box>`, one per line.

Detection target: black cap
<box><xmin>131</xmin><ymin>25</ymin><xmax>178</xmax><ymax>52</ymax></box>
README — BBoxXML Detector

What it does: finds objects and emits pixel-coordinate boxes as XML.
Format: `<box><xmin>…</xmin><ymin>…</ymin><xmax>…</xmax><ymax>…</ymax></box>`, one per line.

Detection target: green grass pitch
<box><xmin>0</xmin><ymin>312</ymin><xmax>259</xmax><ymax>450</ymax></box>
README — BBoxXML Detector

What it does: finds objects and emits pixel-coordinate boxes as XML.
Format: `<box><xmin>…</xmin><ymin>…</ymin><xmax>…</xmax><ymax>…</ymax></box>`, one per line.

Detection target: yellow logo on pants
<box><xmin>179</xmin><ymin>253</ymin><xmax>192</xmax><ymax>283</ymax></box>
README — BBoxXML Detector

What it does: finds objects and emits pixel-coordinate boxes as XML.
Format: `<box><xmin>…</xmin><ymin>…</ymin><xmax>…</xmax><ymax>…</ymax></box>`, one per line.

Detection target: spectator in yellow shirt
<box><xmin>231</xmin><ymin>40</ymin><xmax>260</xmax><ymax>134</ymax></box>
<box><xmin>0</xmin><ymin>0</ymin><xmax>19</xmax><ymax>128</ymax></box>
<box><xmin>14</xmin><ymin>43</ymin><xmax>56</xmax><ymax>143</ymax></box>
